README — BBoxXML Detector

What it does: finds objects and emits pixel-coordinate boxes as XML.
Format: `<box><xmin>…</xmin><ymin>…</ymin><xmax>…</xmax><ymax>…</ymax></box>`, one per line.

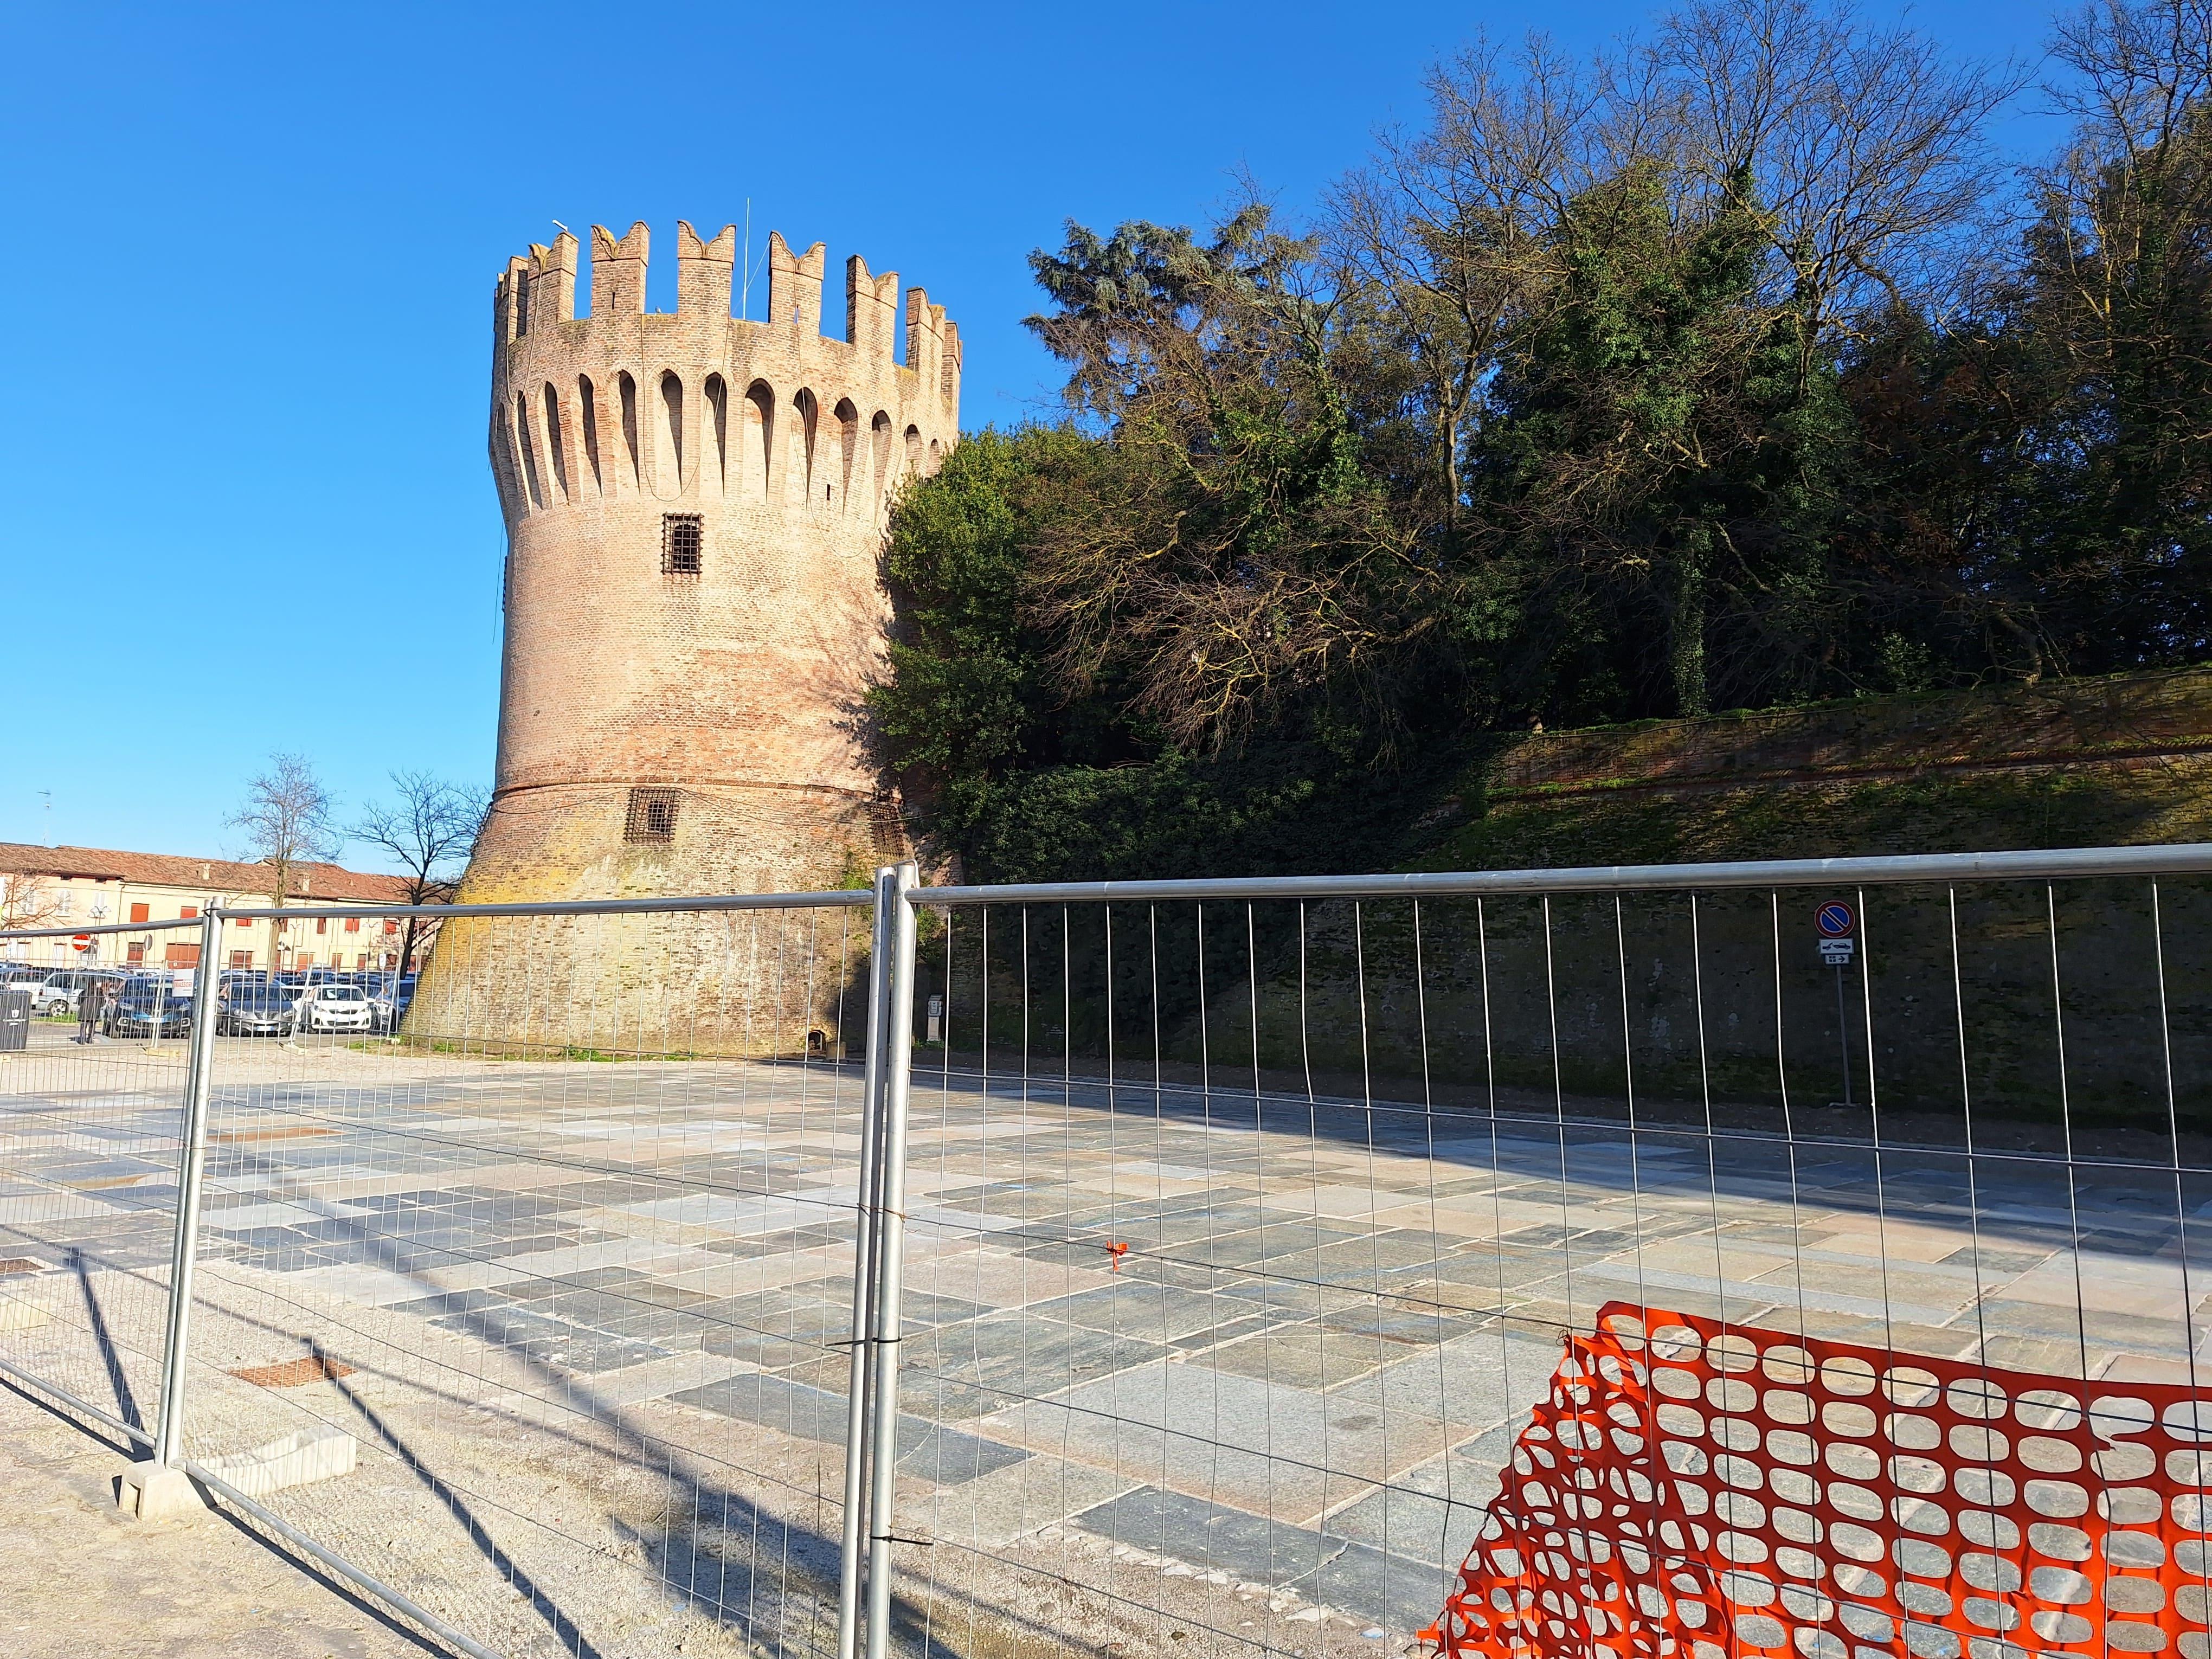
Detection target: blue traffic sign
<box><xmin>1816</xmin><ymin>902</ymin><xmax>1855</xmax><ymax>938</ymax></box>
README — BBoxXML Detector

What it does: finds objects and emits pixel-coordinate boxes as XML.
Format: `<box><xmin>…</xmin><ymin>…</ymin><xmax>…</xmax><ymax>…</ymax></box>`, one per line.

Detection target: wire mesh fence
<box><xmin>172</xmin><ymin>895</ymin><xmax>881</xmax><ymax>1659</ymax></box>
<box><xmin>865</xmin><ymin>857</ymin><xmax>2212</xmax><ymax>1659</ymax></box>
<box><xmin>3</xmin><ymin>846</ymin><xmax>2211</xmax><ymax>1659</ymax></box>
<box><xmin>0</xmin><ymin>919</ymin><xmax>205</xmax><ymax>1455</ymax></box>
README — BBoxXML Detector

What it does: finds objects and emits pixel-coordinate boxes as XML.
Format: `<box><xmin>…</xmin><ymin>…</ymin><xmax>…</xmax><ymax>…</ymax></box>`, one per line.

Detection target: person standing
<box><xmin>75</xmin><ymin>974</ymin><xmax>104</xmax><ymax>1044</ymax></box>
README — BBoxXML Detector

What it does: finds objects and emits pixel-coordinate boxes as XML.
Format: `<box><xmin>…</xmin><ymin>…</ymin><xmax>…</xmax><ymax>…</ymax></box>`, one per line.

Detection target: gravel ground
<box><xmin>0</xmin><ymin>1378</ymin><xmax>435</xmax><ymax>1658</ymax></box>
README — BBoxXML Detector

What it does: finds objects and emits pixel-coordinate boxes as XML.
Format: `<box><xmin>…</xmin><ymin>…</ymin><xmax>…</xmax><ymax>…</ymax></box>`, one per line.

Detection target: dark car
<box><xmin>104</xmin><ymin>980</ymin><xmax>194</xmax><ymax>1038</ymax></box>
<box><xmin>218</xmin><ymin>983</ymin><xmax>297</xmax><ymax>1037</ymax></box>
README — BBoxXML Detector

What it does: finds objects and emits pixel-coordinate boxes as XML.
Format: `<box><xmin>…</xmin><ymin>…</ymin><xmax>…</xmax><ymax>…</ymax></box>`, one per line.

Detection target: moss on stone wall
<box><xmin>1406</xmin><ymin>667</ymin><xmax>2212</xmax><ymax>874</ymax></box>
<box><xmin>1419</xmin><ymin>760</ymin><xmax>2212</xmax><ymax>874</ymax></box>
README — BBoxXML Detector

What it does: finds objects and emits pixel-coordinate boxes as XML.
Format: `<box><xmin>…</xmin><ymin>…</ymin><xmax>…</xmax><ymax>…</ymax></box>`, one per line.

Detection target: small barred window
<box><xmin>662</xmin><ymin>513</ymin><xmax>703</xmax><ymax>574</ymax></box>
<box><xmin>624</xmin><ymin>788</ymin><xmax>680</xmax><ymax>843</ymax></box>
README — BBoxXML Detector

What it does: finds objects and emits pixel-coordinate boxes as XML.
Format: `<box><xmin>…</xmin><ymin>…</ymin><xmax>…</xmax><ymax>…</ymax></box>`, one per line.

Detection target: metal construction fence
<box><xmin>3</xmin><ymin>845</ymin><xmax>2212</xmax><ymax>1659</ymax></box>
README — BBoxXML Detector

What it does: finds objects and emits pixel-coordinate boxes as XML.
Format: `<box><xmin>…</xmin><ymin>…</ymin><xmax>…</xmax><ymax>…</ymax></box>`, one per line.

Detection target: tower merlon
<box><xmin>677</xmin><ymin>221</ymin><xmax>737</xmax><ymax>318</ymax></box>
<box><xmin>768</xmin><ymin>232</ymin><xmax>827</xmax><ymax>336</ymax></box>
<box><xmin>905</xmin><ymin>287</ymin><xmax>960</xmax><ymax>406</ymax></box>
<box><xmin>846</xmin><ymin>254</ymin><xmax>901</xmax><ymax>359</ymax></box>
<box><xmin>522</xmin><ymin>231</ymin><xmax>579</xmax><ymax>331</ymax></box>
<box><xmin>497</xmin><ymin>255</ymin><xmax>529</xmax><ymax>342</ymax></box>
<box><xmin>591</xmin><ymin>221</ymin><xmax>650</xmax><ymax>318</ymax></box>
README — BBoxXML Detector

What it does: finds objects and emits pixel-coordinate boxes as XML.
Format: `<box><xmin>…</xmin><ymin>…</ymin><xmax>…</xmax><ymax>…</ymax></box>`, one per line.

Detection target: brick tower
<box><xmin>459</xmin><ymin>220</ymin><xmax>960</xmax><ymax>905</ymax></box>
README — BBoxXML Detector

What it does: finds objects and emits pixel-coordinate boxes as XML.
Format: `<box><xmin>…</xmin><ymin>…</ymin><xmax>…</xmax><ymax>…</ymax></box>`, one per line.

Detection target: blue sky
<box><xmin>2</xmin><ymin>0</ymin><xmax>2062</xmax><ymax>870</ymax></box>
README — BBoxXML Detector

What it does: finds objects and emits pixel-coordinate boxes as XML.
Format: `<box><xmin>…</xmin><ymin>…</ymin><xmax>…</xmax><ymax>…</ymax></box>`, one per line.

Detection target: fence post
<box><xmin>837</xmin><ymin>867</ymin><xmax>898</xmax><ymax>1659</ymax></box>
<box><xmin>150</xmin><ymin>910</ymin><xmax>223</xmax><ymax>1469</ymax></box>
<box><xmin>862</xmin><ymin>861</ymin><xmax>921</xmax><ymax>1659</ymax></box>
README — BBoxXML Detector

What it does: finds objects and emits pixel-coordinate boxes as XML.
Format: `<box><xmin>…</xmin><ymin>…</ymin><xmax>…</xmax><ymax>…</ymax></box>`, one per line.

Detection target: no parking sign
<box><xmin>1815</xmin><ymin>901</ymin><xmax>1855</xmax><ymax>966</ymax></box>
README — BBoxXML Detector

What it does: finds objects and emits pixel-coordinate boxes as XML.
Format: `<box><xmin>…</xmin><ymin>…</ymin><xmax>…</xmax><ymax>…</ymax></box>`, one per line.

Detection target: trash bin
<box><xmin>0</xmin><ymin>988</ymin><xmax>29</xmax><ymax>1053</ymax></box>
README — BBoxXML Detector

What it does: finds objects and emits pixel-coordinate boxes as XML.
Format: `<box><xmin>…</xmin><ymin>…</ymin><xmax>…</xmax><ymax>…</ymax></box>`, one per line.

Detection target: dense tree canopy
<box><xmin>869</xmin><ymin>0</ymin><xmax>2212</xmax><ymax>882</ymax></box>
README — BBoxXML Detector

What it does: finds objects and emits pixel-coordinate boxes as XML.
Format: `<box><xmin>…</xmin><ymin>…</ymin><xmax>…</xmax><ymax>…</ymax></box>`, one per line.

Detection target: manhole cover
<box><xmin>228</xmin><ymin>1355</ymin><xmax>357</xmax><ymax>1389</ymax></box>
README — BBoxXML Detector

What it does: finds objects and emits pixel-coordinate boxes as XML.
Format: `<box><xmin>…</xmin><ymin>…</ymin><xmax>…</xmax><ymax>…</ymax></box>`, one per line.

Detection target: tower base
<box><xmin>408</xmin><ymin>782</ymin><xmax>904</xmax><ymax>1056</ymax></box>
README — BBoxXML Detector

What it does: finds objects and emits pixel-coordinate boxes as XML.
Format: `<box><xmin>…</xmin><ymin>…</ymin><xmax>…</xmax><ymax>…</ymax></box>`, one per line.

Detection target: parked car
<box><xmin>364</xmin><ymin>973</ymin><xmax>418</xmax><ymax>1033</ymax></box>
<box><xmin>297</xmin><ymin>982</ymin><xmax>375</xmax><ymax>1033</ymax></box>
<box><xmin>3</xmin><ymin>966</ymin><xmax>52</xmax><ymax>1007</ymax></box>
<box><xmin>102</xmin><ymin>978</ymin><xmax>194</xmax><ymax>1038</ymax></box>
<box><xmin>218</xmin><ymin>982</ymin><xmax>297</xmax><ymax>1037</ymax></box>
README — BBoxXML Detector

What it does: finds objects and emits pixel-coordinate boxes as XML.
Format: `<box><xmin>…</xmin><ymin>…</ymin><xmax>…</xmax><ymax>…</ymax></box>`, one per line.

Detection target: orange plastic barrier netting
<box><xmin>1427</xmin><ymin>1301</ymin><xmax>2212</xmax><ymax>1659</ymax></box>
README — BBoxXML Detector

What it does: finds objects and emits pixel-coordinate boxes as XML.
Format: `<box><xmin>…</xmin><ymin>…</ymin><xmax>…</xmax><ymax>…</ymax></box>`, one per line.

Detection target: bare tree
<box><xmin>1321</xmin><ymin>0</ymin><xmax>2022</xmax><ymax>715</ymax></box>
<box><xmin>228</xmin><ymin>754</ymin><xmax>340</xmax><ymax>974</ymax></box>
<box><xmin>1657</xmin><ymin>0</ymin><xmax>2025</xmax><ymax>355</ymax></box>
<box><xmin>2032</xmin><ymin>0</ymin><xmax>2212</xmax><ymax>442</ymax></box>
<box><xmin>1328</xmin><ymin>0</ymin><xmax>2020</xmax><ymax>509</ymax></box>
<box><xmin>1329</xmin><ymin>31</ymin><xmax>1658</xmax><ymax>518</ymax></box>
<box><xmin>0</xmin><ymin>873</ymin><xmax>59</xmax><ymax>936</ymax></box>
<box><xmin>349</xmin><ymin>771</ymin><xmax>487</xmax><ymax>983</ymax></box>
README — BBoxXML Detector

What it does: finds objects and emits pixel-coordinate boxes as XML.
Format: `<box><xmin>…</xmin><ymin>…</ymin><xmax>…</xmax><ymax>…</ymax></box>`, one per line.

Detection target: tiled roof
<box><xmin>0</xmin><ymin>843</ymin><xmax>411</xmax><ymax>903</ymax></box>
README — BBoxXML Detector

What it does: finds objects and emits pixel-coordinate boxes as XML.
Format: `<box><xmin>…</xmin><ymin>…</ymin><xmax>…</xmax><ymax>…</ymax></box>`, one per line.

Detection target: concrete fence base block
<box><xmin>197</xmin><ymin>1424</ymin><xmax>358</xmax><ymax>1499</ymax></box>
<box><xmin>118</xmin><ymin>1460</ymin><xmax>209</xmax><ymax>1521</ymax></box>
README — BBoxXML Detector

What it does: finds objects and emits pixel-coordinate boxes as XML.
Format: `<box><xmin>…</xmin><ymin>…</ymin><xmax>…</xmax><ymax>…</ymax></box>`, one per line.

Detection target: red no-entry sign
<box><xmin>70</xmin><ymin>934</ymin><xmax>90</xmax><ymax>953</ymax></box>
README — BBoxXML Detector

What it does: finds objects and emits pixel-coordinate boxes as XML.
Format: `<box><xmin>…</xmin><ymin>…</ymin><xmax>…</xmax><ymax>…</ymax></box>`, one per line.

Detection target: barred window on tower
<box><xmin>624</xmin><ymin>788</ymin><xmax>680</xmax><ymax>843</ymax></box>
<box><xmin>661</xmin><ymin>514</ymin><xmax>703</xmax><ymax>575</ymax></box>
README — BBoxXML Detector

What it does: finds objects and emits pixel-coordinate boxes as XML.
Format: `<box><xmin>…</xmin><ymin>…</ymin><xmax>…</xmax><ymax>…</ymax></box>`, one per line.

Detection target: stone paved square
<box><xmin>1</xmin><ymin>1027</ymin><xmax>2205</xmax><ymax>1657</ymax></box>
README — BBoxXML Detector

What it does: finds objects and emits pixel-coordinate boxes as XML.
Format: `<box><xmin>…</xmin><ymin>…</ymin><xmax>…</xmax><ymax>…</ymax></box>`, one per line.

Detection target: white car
<box><xmin>298</xmin><ymin>983</ymin><xmax>375</xmax><ymax>1033</ymax></box>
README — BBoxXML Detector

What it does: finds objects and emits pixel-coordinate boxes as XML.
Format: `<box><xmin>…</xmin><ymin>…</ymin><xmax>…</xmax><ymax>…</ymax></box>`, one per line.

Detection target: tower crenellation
<box><xmin>499</xmin><ymin>222</ymin><xmax>963</xmax><ymax>373</ymax></box>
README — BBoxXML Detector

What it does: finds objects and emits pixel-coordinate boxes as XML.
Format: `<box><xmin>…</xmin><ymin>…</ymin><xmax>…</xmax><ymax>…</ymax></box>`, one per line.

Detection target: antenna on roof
<box><xmin>38</xmin><ymin>790</ymin><xmax>51</xmax><ymax>847</ymax></box>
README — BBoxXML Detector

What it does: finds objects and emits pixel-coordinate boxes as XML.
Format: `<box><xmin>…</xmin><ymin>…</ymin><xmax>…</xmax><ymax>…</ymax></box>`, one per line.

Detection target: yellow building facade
<box><xmin>0</xmin><ymin>844</ymin><xmax>412</xmax><ymax>972</ymax></box>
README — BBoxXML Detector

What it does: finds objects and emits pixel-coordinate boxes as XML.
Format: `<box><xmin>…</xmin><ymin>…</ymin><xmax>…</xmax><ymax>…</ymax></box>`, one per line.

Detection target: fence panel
<box><xmin>860</xmin><ymin>863</ymin><xmax>2212</xmax><ymax>1658</ymax></box>
<box><xmin>9</xmin><ymin>848</ymin><xmax>2212</xmax><ymax>1659</ymax></box>
<box><xmin>0</xmin><ymin>919</ymin><xmax>205</xmax><ymax>1452</ymax></box>
<box><xmin>161</xmin><ymin>896</ymin><xmax>877</xmax><ymax>1659</ymax></box>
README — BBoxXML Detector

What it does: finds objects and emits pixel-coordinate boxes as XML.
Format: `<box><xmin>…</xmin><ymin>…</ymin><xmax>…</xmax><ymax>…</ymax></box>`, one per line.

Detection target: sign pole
<box><xmin>1814</xmin><ymin>901</ymin><xmax>1859</xmax><ymax>1109</ymax></box>
<box><xmin>1833</xmin><ymin>964</ymin><xmax>1853</xmax><ymax>1108</ymax></box>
